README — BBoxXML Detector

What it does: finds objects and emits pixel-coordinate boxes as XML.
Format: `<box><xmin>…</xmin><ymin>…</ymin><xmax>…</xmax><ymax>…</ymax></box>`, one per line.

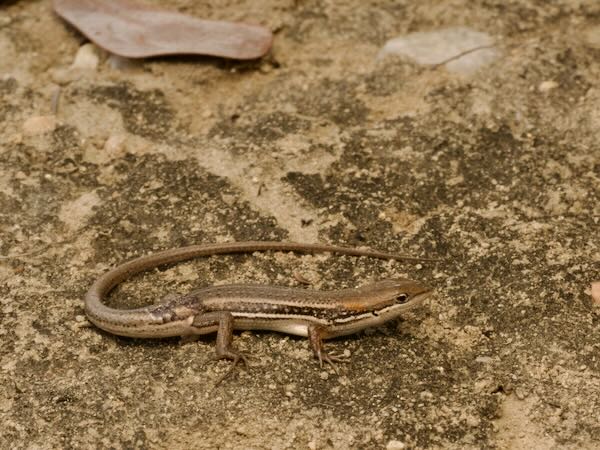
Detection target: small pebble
<box><xmin>22</xmin><ymin>115</ymin><xmax>57</xmax><ymax>136</ymax></box>
<box><xmin>8</xmin><ymin>133</ymin><xmax>23</xmax><ymax>145</ymax></box>
<box><xmin>386</xmin><ymin>440</ymin><xmax>406</xmax><ymax>450</ymax></box>
<box><xmin>465</xmin><ymin>415</ymin><xmax>480</xmax><ymax>427</ymax></box>
<box><xmin>476</xmin><ymin>356</ymin><xmax>493</xmax><ymax>363</ymax></box>
<box><xmin>591</xmin><ymin>281</ymin><xmax>600</xmax><ymax>305</ymax></box>
<box><xmin>419</xmin><ymin>390</ymin><xmax>433</xmax><ymax>400</ymax></box>
<box><xmin>514</xmin><ymin>387</ymin><xmax>528</xmax><ymax>400</ymax></box>
<box><xmin>0</xmin><ymin>17</ymin><xmax>12</xmax><ymax>29</ymax></box>
<box><xmin>538</xmin><ymin>80</ymin><xmax>559</xmax><ymax>92</ymax></box>
<box><xmin>259</xmin><ymin>63</ymin><xmax>273</xmax><ymax>74</ymax></box>
<box><xmin>104</xmin><ymin>134</ymin><xmax>127</xmax><ymax>159</ymax></box>
<box><xmin>51</xmin><ymin>67</ymin><xmax>80</xmax><ymax>85</ymax></box>
<box><xmin>71</xmin><ymin>43</ymin><xmax>100</xmax><ymax>70</ymax></box>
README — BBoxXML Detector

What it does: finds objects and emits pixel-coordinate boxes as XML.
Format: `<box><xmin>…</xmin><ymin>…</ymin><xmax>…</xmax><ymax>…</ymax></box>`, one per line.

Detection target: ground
<box><xmin>1</xmin><ymin>0</ymin><xmax>599</xmax><ymax>449</ymax></box>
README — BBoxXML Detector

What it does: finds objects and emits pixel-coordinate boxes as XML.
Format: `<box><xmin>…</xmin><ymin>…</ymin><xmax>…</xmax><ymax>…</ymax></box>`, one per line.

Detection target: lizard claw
<box><xmin>315</xmin><ymin>349</ymin><xmax>350</xmax><ymax>374</ymax></box>
<box><xmin>212</xmin><ymin>350</ymin><xmax>250</xmax><ymax>386</ymax></box>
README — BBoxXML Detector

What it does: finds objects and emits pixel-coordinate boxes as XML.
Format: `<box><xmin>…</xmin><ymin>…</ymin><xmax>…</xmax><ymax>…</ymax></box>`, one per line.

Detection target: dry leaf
<box><xmin>53</xmin><ymin>0</ymin><xmax>273</xmax><ymax>59</ymax></box>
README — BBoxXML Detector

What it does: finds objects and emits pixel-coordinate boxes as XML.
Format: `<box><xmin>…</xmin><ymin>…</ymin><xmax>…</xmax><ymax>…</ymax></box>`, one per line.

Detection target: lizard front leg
<box><xmin>308</xmin><ymin>324</ymin><xmax>350</xmax><ymax>372</ymax></box>
<box><xmin>192</xmin><ymin>311</ymin><xmax>248</xmax><ymax>383</ymax></box>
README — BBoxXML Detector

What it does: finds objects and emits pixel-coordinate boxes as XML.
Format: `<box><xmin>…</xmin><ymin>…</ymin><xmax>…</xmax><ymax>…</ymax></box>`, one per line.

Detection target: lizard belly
<box><xmin>231</xmin><ymin>313</ymin><xmax>329</xmax><ymax>337</ymax></box>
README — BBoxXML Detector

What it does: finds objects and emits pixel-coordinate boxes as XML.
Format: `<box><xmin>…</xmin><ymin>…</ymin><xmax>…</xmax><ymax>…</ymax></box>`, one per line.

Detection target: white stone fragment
<box><xmin>386</xmin><ymin>440</ymin><xmax>406</xmax><ymax>450</ymax></box>
<box><xmin>104</xmin><ymin>134</ymin><xmax>127</xmax><ymax>159</ymax></box>
<box><xmin>538</xmin><ymin>80</ymin><xmax>559</xmax><ymax>92</ymax></box>
<box><xmin>379</xmin><ymin>27</ymin><xmax>499</xmax><ymax>74</ymax></box>
<box><xmin>71</xmin><ymin>43</ymin><xmax>100</xmax><ymax>70</ymax></box>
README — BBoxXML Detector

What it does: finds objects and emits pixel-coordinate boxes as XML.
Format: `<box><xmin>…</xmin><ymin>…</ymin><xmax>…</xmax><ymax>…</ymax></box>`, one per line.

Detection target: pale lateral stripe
<box><xmin>330</xmin><ymin>303</ymin><xmax>412</xmax><ymax>324</ymax></box>
<box><xmin>202</xmin><ymin>296</ymin><xmax>340</xmax><ymax>309</ymax></box>
<box><xmin>229</xmin><ymin>300</ymin><xmax>419</xmax><ymax>325</ymax></box>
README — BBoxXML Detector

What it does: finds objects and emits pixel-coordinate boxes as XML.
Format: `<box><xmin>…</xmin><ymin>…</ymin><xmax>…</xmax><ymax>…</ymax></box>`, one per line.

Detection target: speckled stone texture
<box><xmin>0</xmin><ymin>1</ymin><xmax>599</xmax><ymax>448</ymax></box>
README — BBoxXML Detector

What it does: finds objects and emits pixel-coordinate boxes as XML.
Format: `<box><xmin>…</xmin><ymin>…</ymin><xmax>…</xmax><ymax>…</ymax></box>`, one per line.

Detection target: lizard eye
<box><xmin>395</xmin><ymin>293</ymin><xmax>408</xmax><ymax>303</ymax></box>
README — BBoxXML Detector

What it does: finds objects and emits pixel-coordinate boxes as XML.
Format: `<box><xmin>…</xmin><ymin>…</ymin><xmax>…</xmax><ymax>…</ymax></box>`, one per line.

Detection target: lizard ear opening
<box><xmin>395</xmin><ymin>293</ymin><xmax>409</xmax><ymax>303</ymax></box>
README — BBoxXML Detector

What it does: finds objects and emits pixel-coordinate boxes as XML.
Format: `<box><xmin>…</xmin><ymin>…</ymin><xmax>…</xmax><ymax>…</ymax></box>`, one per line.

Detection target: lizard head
<box><xmin>327</xmin><ymin>278</ymin><xmax>433</xmax><ymax>336</ymax></box>
<box><xmin>341</xmin><ymin>278</ymin><xmax>432</xmax><ymax>312</ymax></box>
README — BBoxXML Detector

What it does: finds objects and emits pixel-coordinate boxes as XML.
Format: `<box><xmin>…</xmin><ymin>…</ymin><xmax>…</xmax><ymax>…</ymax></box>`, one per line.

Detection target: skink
<box><xmin>85</xmin><ymin>241</ymin><xmax>433</xmax><ymax>369</ymax></box>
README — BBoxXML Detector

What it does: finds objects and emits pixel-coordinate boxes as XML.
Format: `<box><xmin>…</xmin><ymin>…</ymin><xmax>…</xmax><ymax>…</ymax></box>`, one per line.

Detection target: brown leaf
<box><xmin>53</xmin><ymin>0</ymin><xmax>273</xmax><ymax>60</ymax></box>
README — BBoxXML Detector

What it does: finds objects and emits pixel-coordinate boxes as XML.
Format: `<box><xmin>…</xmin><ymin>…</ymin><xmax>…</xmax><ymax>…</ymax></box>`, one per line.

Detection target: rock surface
<box><xmin>379</xmin><ymin>27</ymin><xmax>499</xmax><ymax>74</ymax></box>
<box><xmin>0</xmin><ymin>1</ymin><xmax>598</xmax><ymax>449</ymax></box>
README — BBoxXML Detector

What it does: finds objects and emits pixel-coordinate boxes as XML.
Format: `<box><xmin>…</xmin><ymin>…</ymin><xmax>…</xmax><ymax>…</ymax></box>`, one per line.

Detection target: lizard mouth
<box><xmin>404</xmin><ymin>288</ymin><xmax>433</xmax><ymax>310</ymax></box>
